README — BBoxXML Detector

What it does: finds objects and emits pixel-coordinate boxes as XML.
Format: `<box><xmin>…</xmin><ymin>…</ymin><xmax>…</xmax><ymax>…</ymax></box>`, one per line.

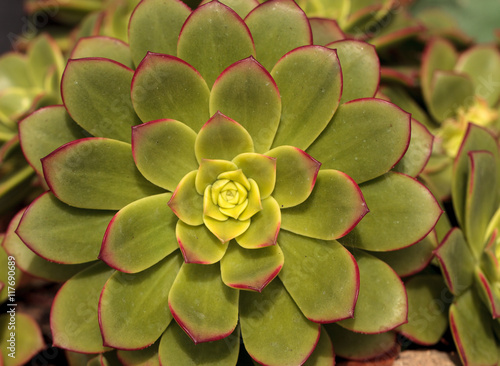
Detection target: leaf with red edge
<box><xmin>131</xmin><ymin>53</ymin><xmax>210</xmax><ymax>131</ymax></box>
<box><xmin>61</xmin><ymin>58</ymin><xmax>141</xmax><ymax>143</ymax></box>
<box><xmin>278</xmin><ymin>230</ymin><xmax>359</xmax><ymax>323</ymax></box>
<box><xmin>117</xmin><ymin>341</ymin><xmax>159</xmax><ymax>366</ymax></box>
<box><xmin>128</xmin><ymin>0</ymin><xmax>191</xmax><ymax>67</ymax></box>
<box><xmin>303</xmin><ymin>326</ymin><xmax>335</xmax><ymax>365</ymax></box>
<box><xmin>265</xmin><ymin>146</ymin><xmax>321</xmax><ymax>209</ymax></box>
<box><xmin>281</xmin><ymin>169</ymin><xmax>368</xmax><ymax>240</ymax></box>
<box><xmin>309</xmin><ymin>18</ymin><xmax>345</xmax><ymax>46</ymax></box>
<box><xmin>70</xmin><ymin>36</ymin><xmax>133</xmax><ymax>68</ymax></box>
<box><xmin>176</xmin><ymin>221</ymin><xmax>228</xmax><ymax>264</ymax></box>
<box><xmin>168</xmin><ymin>171</ymin><xmax>203</xmax><ymax>226</ymax></box>
<box><xmin>245</xmin><ymin>0</ymin><xmax>312</xmax><ymax>71</ymax></box>
<box><xmin>240</xmin><ymin>277</ymin><xmax>320</xmax><ymax>366</ymax></box>
<box><xmin>201</xmin><ymin>0</ymin><xmax>259</xmax><ymax>18</ymax></box>
<box><xmin>177</xmin><ymin>1</ymin><xmax>255</xmax><ymax>87</ymax></box>
<box><xmin>474</xmin><ymin>268</ymin><xmax>500</xmax><ymax>318</ymax></box>
<box><xmin>220</xmin><ymin>241</ymin><xmax>283</xmax><ymax>292</ymax></box>
<box><xmin>132</xmin><ymin>119</ymin><xmax>198</xmax><ymax>191</ymax></box>
<box><xmin>210</xmin><ymin>57</ymin><xmax>281</xmax><ymax>153</ymax></box>
<box><xmin>168</xmin><ymin>262</ymin><xmax>238</xmax><ymax>344</ymax></box>
<box><xmin>42</xmin><ymin>138</ymin><xmax>164</xmax><ymax>210</ymax></box>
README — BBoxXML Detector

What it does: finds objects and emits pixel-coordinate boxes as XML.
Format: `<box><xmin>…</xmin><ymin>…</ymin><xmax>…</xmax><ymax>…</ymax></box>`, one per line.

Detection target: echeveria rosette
<box><xmin>15</xmin><ymin>0</ymin><xmax>441</xmax><ymax>364</ymax></box>
<box><xmin>434</xmin><ymin>123</ymin><xmax>500</xmax><ymax>366</ymax></box>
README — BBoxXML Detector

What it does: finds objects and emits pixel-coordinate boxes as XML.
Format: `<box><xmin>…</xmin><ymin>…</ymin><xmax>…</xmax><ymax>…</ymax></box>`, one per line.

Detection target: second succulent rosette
<box><xmin>7</xmin><ymin>0</ymin><xmax>442</xmax><ymax>364</ymax></box>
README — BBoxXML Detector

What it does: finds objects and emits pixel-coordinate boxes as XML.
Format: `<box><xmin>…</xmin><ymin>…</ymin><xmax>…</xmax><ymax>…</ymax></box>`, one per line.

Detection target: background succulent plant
<box><xmin>2</xmin><ymin>0</ymin><xmax>444</xmax><ymax>364</ymax></box>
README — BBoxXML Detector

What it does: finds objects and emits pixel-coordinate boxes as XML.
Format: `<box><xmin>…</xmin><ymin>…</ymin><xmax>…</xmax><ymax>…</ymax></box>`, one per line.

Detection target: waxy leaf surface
<box><xmin>232</xmin><ymin>153</ymin><xmax>276</xmax><ymax>199</ymax></box>
<box><xmin>168</xmin><ymin>171</ymin><xmax>204</xmax><ymax>226</ymax></box>
<box><xmin>71</xmin><ymin>36</ymin><xmax>133</xmax><ymax>68</ymax></box>
<box><xmin>176</xmin><ymin>221</ymin><xmax>228</xmax><ymax>264</ymax></box>
<box><xmin>236</xmin><ymin>196</ymin><xmax>280</xmax><ymax>248</ymax></box>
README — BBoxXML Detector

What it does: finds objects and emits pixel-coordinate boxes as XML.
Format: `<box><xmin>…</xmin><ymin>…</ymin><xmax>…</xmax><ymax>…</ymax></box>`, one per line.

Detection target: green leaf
<box><xmin>327</xmin><ymin>40</ymin><xmax>380</xmax><ymax>104</ymax></box>
<box><xmin>100</xmin><ymin>193</ymin><xmax>178</xmax><ymax>273</ymax></box>
<box><xmin>176</xmin><ymin>221</ymin><xmax>228</xmax><ymax>264</ymax></box>
<box><xmin>265</xmin><ymin>146</ymin><xmax>321</xmax><ymax>208</ymax></box>
<box><xmin>132</xmin><ymin>119</ymin><xmax>198</xmax><ymax>191</ymax></box>
<box><xmin>278</xmin><ymin>230</ymin><xmax>359</xmax><ymax>322</ymax></box>
<box><xmin>195</xmin><ymin>159</ymin><xmax>238</xmax><ymax>195</ymax></box>
<box><xmin>2</xmin><ymin>209</ymin><xmax>90</xmax><ymax>282</ymax></box>
<box><xmin>464</xmin><ymin>151</ymin><xmax>498</xmax><ymax>256</ymax></box>
<box><xmin>245</xmin><ymin>0</ymin><xmax>311</xmax><ymax>71</ymax></box>
<box><xmin>177</xmin><ymin>1</ymin><xmax>255</xmax><ymax>87</ymax></box>
<box><xmin>203</xmin><ymin>216</ymin><xmax>251</xmax><ymax>243</ymax></box>
<box><xmin>221</xmin><ymin>241</ymin><xmax>283</xmax><ymax>292</ymax></box>
<box><xmin>99</xmin><ymin>252</ymin><xmax>183</xmax><ymax>349</ymax></box>
<box><xmin>0</xmin><ymin>313</ymin><xmax>44</xmax><ymax>366</ymax></box>
<box><xmin>370</xmin><ymin>231</ymin><xmax>437</xmax><ymax>277</ymax></box>
<box><xmin>455</xmin><ymin>45</ymin><xmax>500</xmax><ymax>106</ymax></box>
<box><xmin>70</xmin><ymin>36</ymin><xmax>133</xmax><ymax>68</ymax></box>
<box><xmin>61</xmin><ymin>58</ymin><xmax>142</xmax><ymax>143</ymax></box>
<box><xmin>450</xmin><ymin>289</ymin><xmax>499</xmax><ymax>366</ymax></box>
<box><xmin>194</xmin><ymin>112</ymin><xmax>254</xmax><ymax>163</ymax></box>
<box><xmin>117</xmin><ymin>341</ymin><xmax>159</xmax><ymax>366</ymax></box>
<box><xmin>232</xmin><ymin>153</ymin><xmax>276</xmax><ymax>199</ymax></box>
<box><xmin>18</xmin><ymin>105</ymin><xmax>87</xmax><ymax>175</ymax></box>
<box><xmin>309</xmin><ymin>18</ymin><xmax>345</xmax><ymax>46</ymax></box>
<box><xmin>281</xmin><ymin>169</ymin><xmax>368</xmax><ymax>240</ymax></box>
<box><xmin>210</xmin><ymin>57</ymin><xmax>281</xmax><ymax>153</ymax></box>
<box><xmin>0</xmin><ymin>53</ymin><xmax>32</xmax><ymax>89</ymax></box>
<box><xmin>17</xmin><ymin>192</ymin><xmax>114</xmax><ymax>264</ymax></box>
<box><xmin>27</xmin><ymin>34</ymin><xmax>64</xmax><ymax>89</ymax></box>
<box><xmin>324</xmin><ymin>324</ymin><xmax>397</xmax><ymax>360</ymax></box>
<box><xmin>434</xmin><ymin>228</ymin><xmax>475</xmax><ymax>296</ymax></box>
<box><xmin>168</xmin><ymin>171</ymin><xmax>203</xmax><ymax>226</ymax></box>
<box><xmin>42</xmin><ymin>138</ymin><xmax>164</xmax><ymax>210</ymax></box>
<box><xmin>51</xmin><ymin>262</ymin><xmax>114</xmax><ymax>353</ymax></box>
<box><xmin>159</xmin><ymin>321</ymin><xmax>239</xmax><ymax>366</ymax></box>
<box><xmin>270</xmin><ymin>46</ymin><xmax>342</xmax><ymax>150</ymax></box>
<box><xmin>429</xmin><ymin>71</ymin><xmax>475</xmax><ymax>122</ymax></box>
<box><xmin>307</xmin><ymin>98</ymin><xmax>411</xmax><ymax>184</ymax></box>
<box><xmin>131</xmin><ymin>53</ymin><xmax>210</xmax><ymax>131</ymax></box>
<box><xmin>236</xmin><ymin>196</ymin><xmax>280</xmax><ymax>248</ymax></box>
<box><xmin>393</xmin><ymin>119</ymin><xmax>434</xmax><ymax>177</ymax></box>
<box><xmin>168</xmin><ymin>263</ymin><xmax>239</xmax><ymax>343</ymax></box>
<box><xmin>240</xmin><ymin>278</ymin><xmax>320</xmax><ymax>366</ymax></box>
<box><xmin>303</xmin><ymin>326</ymin><xmax>335</xmax><ymax>365</ymax></box>
<box><xmin>453</xmin><ymin>123</ymin><xmax>499</xmax><ymax>229</ymax></box>
<box><xmin>397</xmin><ymin>275</ymin><xmax>449</xmax><ymax>345</ymax></box>
<box><xmin>337</xmin><ymin>250</ymin><xmax>407</xmax><ymax>333</ymax></box>
<box><xmin>201</xmin><ymin>0</ymin><xmax>259</xmax><ymax>18</ymax></box>
<box><xmin>474</xmin><ymin>268</ymin><xmax>500</xmax><ymax>318</ymax></box>
<box><xmin>128</xmin><ymin>0</ymin><xmax>191</xmax><ymax>67</ymax></box>
<box><xmin>339</xmin><ymin>172</ymin><xmax>442</xmax><ymax>251</ymax></box>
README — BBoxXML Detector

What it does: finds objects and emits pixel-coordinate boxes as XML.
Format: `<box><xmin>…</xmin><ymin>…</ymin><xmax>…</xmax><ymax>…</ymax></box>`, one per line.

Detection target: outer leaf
<box><xmin>168</xmin><ymin>171</ymin><xmax>204</xmax><ymax>226</ymax></box>
<box><xmin>232</xmin><ymin>153</ymin><xmax>276</xmax><ymax>199</ymax></box>
<box><xmin>100</xmin><ymin>193</ymin><xmax>178</xmax><ymax>273</ymax></box>
<box><xmin>338</xmin><ymin>251</ymin><xmax>407</xmax><ymax>334</ymax></box>
<box><xmin>236</xmin><ymin>196</ymin><xmax>280</xmax><ymax>248</ymax></box>
<box><xmin>339</xmin><ymin>172</ymin><xmax>442</xmax><ymax>251</ymax></box>
<box><xmin>324</xmin><ymin>324</ymin><xmax>397</xmax><ymax>360</ymax></box>
<box><xmin>61</xmin><ymin>58</ymin><xmax>141</xmax><ymax>143</ymax></box>
<box><xmin>168</xmin><ymin>263</ymin><xmax>239</xmax><ymax>343</ymax></box>
<box><xmin>201</xmin><ymin>0</ymin><xmax>259</xmax><ymax>18</ymax></box>
<box><xmin>326</xmin><ymin>40</ymin><xmax>380</xmax><ymax>104</ymax></box>
<box><xmin>309</xmin><ymin>18</ymin><xmax>345</xmax><ymax>46</ymax></box>
<box><xmin>51</xmin><ymin>262</ymin><xmax>114</xmax><ymax>353</ymax></box>
<box><xmin>450</xmin><ymin>289</ymin><xmax>499</xmax><ymax>366</ymax></box>
<box><xmin>393</xmin><ymin>119</ymin><xmax>434</xmax><ymax>177</ymax></box>
<box><xmin>99</xmin><ymin>252</ymin><xmax>183</xmax><ymax>350</ymax></box>
<box><xmin>195</xmin><ymin>112</ymin><xmax>254</xmax><ymax>163</ymax></box>
<box><xmin>210</xmin><ymin>57</ymin><xmax>281</xmax><ymax>153</ymax></box>
<box><xmin>117</xmin><ymin>341</ymin><xmax>159</xmax><ymax>366</ymax></box>
<box><xmin>128</xmin><ymin>0</ymin><xmax>191</xmax><ymax>67</ymax></box>
<box><xmin>132</xmin><ymin>119</ymin><xmax>198</xmax><ymax>191</ymax></box>
<box><xmin>303</xmin><ymin>326</ymin><xmax>335</xmax><ymax>366</ymax></box>
<box><xmin>42</xmin><ymin>138</ymin><xmax>164</xmax><ymax>210</ymax></box>
<box><xmin>475</xmin><ymin>268</ymin><xmax>500</xmax><ymax>318</ymax></box>
<box><xmin>245</xmin><ymin>0</ymin><xmax>312</xmax><ymax>71</ymax></box>
<box><xmin>278</xmin><ymin>230</ymin><xmax>359</xmax><ymax>323</ymax></box>
<box><xmin>265</xmin><ymin>146</ymin><xmax>321</xmax><ymax>208</ymax></box>
<box><xmin>131</xmin><ymin>53</ymin><xmax>210</xmax><ymax>131</ymax></box>
<box><xmin>176</xmin><ymin>221</ymin><xmax>228</xmax><ymax>264</ymax></box>
<box><xmin>177</xmin><ymin>1</ymin><xmax>255</xmax><ymax>87</ymax></box>
<box><xmin>17</xmin><ymin>192</ymin><xmax>114</xmax><ymax>264</ymax></box>
<box><xmin>240</xmin><ymin>278</ymin><xmax>320</xmax><ymax>366</ymax></box>
<box><xmin>270</xmin><ymin>46</ymin><xmax>342</xmax><ymax>150</ymax></box>
<box><xmin>0</xmin><ymin>313</ymin><xmax>44</xmax><ymax>366</ymax></box>
<box><xmin>27</xmin><ymin>34</ymin><xmax>64</xmax><ymax>89</ymax></box>
<box><xmin>281</xmin><ymin>169</ymin><xmax>368</xmax><ymax>240</ymax></box>
<box><xmin>70</xmin><ymin>36</ymin><xmax>133</xmax><ymax>68</ymax></box>
<box><xmin>307</xmin><ymin>98</ymin><xmax>411</xmax><ymax>184</ymax></box>
<box><xmin>464</xmin><ymin>151</ymin><xmax>498</xmax><ymax>256</ymax></box>
<box><xmin>19</xmin><ymin>105</ymin><xmax>88</xmax><ymax>175</ymax></box>
<box><xmin>0</xmin><ymin>53</ymin><xmax>31</xmax><ymax>89</ymax></box>
<box><xmin>159</xmin><ymin>322</ymin><xmax>239</xmax><ymax>366</ymax></box>
<box><xmin>397</xmin><ymin>275</ymin><xmax>449</xmax><ymax>345</ymax></box>
<box><xmin>221</xmin><ymin>241</ymin><xmax>283</xmax><ymax>292</ymax></box>
<box><xmin>2</xmin><ymin>209</ymin><xmax>89</xmax><ymax>282</ymax></box>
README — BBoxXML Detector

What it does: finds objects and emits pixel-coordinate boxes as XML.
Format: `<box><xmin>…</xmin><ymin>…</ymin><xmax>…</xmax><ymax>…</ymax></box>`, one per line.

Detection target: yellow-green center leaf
<box><xmin>168</xmin><ymin>170</ymin><xmax>204</xmax><ymax>226</ymax></box>
<box><xmin>196</xmin><ymin>159</ymin><xmax>238</xmax><ymax>195</ymax></box>
<box><xmin>232</xmin><ymin>153</ymin><xmax>276</xmax><ymax>199</ymax></box>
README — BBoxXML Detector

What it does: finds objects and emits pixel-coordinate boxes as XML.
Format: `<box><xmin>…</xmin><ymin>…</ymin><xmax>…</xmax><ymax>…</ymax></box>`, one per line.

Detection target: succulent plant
<box><xmin>5</xmin><ymin>0</ymin><xmax>443</xmax><ymax>364</ymax></box>
<box><xmin>434</xmin><ymin>123</ymin><xmax>500</xmax><ymax>366</ymax></box>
